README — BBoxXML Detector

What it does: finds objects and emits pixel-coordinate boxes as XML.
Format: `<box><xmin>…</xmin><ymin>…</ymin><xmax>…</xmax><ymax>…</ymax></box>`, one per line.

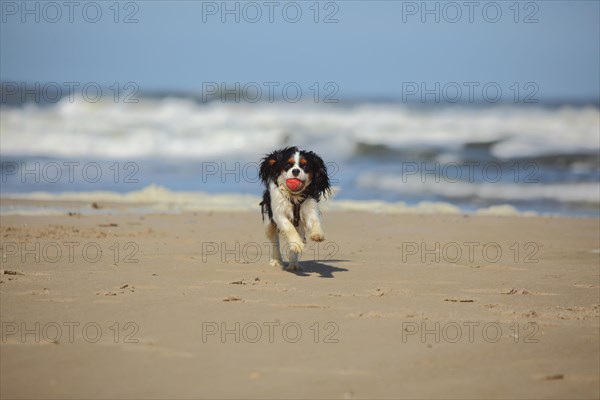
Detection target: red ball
<box><xmin>286</xmin><ymin>178</ymin><xmax>303</xmax><ymax>191</ymax></box>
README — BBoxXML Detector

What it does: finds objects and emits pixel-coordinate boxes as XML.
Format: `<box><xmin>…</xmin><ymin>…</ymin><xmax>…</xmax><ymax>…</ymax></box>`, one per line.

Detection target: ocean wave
<box><xmin>356</xmin><ymin>172</ymin><xmax>600</xmax><ymax>204</ymax></box>
<box><xmin>1</xmin><ymin>98</ymin><xmax>598</xmax><ymax>161</ymax></box>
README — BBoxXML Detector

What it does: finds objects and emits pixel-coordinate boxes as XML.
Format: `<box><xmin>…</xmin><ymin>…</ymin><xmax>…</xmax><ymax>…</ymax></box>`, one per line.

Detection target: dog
<box><xmin>259</xmin><ymin>146</ymin><xmax>331</xmax><ymax>271</ymax></box>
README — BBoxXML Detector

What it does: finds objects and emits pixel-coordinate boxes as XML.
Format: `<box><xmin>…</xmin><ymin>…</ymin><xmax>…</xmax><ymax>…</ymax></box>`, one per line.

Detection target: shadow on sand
<box><xmin>285</xmin><ymin>259</ymin><xmax>349</xmax><ymax>278</ymax></box>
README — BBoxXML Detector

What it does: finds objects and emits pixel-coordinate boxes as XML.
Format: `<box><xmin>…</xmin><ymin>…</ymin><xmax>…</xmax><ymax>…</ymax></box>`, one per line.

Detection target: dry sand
<box><xmin>1</xmin><ymin>207</ymin><xmax>599</xmax><ymax>399</ymax></box>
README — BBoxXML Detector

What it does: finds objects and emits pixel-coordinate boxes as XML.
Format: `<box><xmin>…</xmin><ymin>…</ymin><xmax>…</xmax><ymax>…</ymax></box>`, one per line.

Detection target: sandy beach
<box><xmin>2</xmin><ymin>0</ymin><xmax>599</xmax><ymax>398</ymax></box>
<box><xmin>1</xmin><ymin>204</ymin><xmax>598</xmax><ymax>399</ymax></box>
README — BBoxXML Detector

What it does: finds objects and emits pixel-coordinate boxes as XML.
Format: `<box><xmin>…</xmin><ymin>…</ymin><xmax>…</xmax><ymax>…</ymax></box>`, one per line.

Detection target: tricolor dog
<box><xmin>259</xmin><ymin>146</ymin><xmax>331</xmax><ymax>271</ymax></box>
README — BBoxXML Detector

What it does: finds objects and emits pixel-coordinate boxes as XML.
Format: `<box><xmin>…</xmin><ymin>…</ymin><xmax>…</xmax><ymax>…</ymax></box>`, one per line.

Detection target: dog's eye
<box><xmin>300</xmin><ymin>159</ymin><xmax>307</xmax><ymax>166</ymax></box>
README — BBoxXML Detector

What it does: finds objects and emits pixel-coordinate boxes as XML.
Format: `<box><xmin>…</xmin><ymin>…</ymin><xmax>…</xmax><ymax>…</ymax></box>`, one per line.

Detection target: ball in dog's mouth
<box><xmin>286</xmin><ymin>178</ymin><xmax>303</xmax><ymax>191</ymax></box>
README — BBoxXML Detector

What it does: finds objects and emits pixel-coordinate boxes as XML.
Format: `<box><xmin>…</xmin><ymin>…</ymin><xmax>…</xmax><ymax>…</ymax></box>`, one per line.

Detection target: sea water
<box><xmin>1</xmin><ymin>96</ymin><xmax>598</xmax><ymax>216</ymax></box>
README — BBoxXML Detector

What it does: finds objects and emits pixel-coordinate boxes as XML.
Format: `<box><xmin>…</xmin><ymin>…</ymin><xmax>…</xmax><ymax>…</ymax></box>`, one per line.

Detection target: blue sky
<box><xmin>1</xmin><ymin>1</ymin><xmax>599</xmax><ymax>101</ymax></box>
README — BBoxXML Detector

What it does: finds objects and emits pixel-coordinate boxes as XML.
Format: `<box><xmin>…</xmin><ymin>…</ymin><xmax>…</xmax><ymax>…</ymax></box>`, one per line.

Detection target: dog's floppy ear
<box><xmin>259</xmin><ymin>146</ymin><xmax>299</xmax><ymax>185</ymax></box>
<box><xmin>309</xmin><ymin>152</ymin><xmax>331</xmax><ymax>199</ymax></box>
<box><xmin>259</xmin><ymin>150</ymin><xmax>280</xmax><ymax>185</ymax></box>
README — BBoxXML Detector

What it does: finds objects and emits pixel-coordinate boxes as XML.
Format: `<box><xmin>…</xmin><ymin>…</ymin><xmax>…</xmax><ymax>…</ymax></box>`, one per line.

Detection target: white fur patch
<box><xmin>265</xmin><ymin>181</ymin><xmax>324</xmax><ymax>270</ymax></box>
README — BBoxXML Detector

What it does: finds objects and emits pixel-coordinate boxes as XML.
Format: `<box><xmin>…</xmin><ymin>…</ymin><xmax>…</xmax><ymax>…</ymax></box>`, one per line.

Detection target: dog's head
<box><xmin>260</xmin><ymin>146</ymin><xmax>331</xmax><ymax>199</ymax></box>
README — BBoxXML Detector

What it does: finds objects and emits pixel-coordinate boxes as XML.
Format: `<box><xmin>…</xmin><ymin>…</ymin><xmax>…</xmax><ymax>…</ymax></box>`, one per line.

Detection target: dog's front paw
<box><xmin>287</xmin><ymin>240</ymin><xmax>305</xmax><ymax>254</ymax></box>
<box><xmin>285</xmin><ymin>263</ymin><xmax>304</xmax><ymax>271</ymax></box>
<box><xmin>310</xmin><ymin>232</ymin><xmax>325</xmax><ymax>242</ymax></box>
<box><xmin>269</xmin><ymin>259</ymin><xmax>284</xmax><ymax>269</ymax></box>
<box><xmin>309</xmin><ymin>226</ymin><xmax>325</xmax><ymax>242</ymax></box>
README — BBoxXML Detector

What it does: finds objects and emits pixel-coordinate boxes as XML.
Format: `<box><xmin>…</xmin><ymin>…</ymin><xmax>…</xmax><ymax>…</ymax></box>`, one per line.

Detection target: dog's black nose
<box><xmin>292</xmin><ymin>168</ymin><xmax>300</xmax><ymax>177</ymax></box>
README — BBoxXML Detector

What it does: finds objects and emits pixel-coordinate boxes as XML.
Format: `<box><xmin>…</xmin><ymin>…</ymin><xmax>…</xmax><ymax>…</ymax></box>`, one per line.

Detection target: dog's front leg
<box><xmin>265</xmin><ymin>222</ymin><xmax>283</xmax><ymax>268</ymax></box>
<box><xmin>272</xmin><ymin>215</ymin><xmax>304</xmax><ymax>271</ymax></box>
<box><xmin>269</xmin><ymin>185</ymin><xmax>304</xmax><ymax>270</ymax></box>
<box><xmin>286</xmin><ymin>223</ymin><xmax>306</xmax><ymax>271</ymax></box>
<box><xmin>269</xmin><ymin>186</ymin><xmax>305</xmax><ymax>253</ymax></box>
<box><xmin>301</xmin><ymin>198</ymin><xmax>325</xmax><ymax>242</ymax></box>
<box><xmin>273</xmin><ymin>213</ymin><xmax>304</xmax><ymax>252</ymax></box>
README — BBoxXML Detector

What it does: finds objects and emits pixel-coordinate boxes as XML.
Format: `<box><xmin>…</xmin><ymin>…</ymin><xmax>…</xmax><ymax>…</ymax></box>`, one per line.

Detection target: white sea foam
<box><xmin>1</xmin><ymin>98</ymin><xmax>598</xmax><ymax>160</ymax></box>
<box><xmin>356</xmin><ymin>172</ymin><xmax>600</xmax><ymax>204</ymax></box>
<box><xmin>4</xmin><ymin>185</ymin><xmax>260</xmax><ymax>212</ymax></box>
<box><xmin>1</xmin><ymin>185</ymin><xmax>537</xmax><ymax>216</ymax></box>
